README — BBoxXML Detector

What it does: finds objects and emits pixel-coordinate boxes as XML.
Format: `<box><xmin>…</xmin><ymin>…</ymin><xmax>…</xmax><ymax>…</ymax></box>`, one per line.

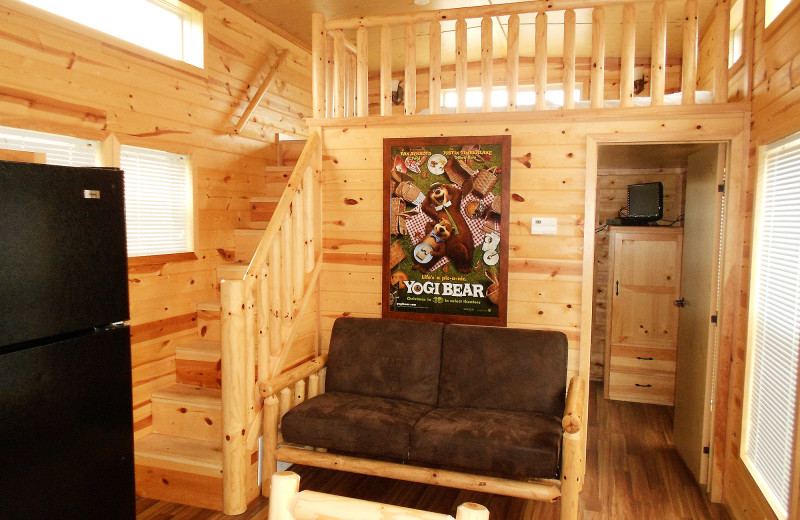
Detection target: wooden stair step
<box><xmin>234</xmin><ymin>228</ymin><xmax>263</xmax><ymax>263</ymax></box>
<box><xmin>250</xmin><ymin>196</ymin><xmax>280</xmax><ymax>227</ymax></box>
<box><xmin>134</xmin><ymin>433</ymin><xmax>223</xmax><ymax>511</ymax></box>
<box><xmin>151</xmin><ymin>384</ymin><xmax>221</xmax><ymax>443</ymax></box>
<box><xmin>175</xmin><ymin>339</ymin><xmax>221</xmax><ymax>388</ymax></box>
<box><xmin>196</xmin><ymin>301</ymin><xmax>220</xmax><ymax>341</ymax></box>
<box><xmin>277</xmin><ymin>139</ymin><xmax>306</xmax><ymax>166</ymax></box>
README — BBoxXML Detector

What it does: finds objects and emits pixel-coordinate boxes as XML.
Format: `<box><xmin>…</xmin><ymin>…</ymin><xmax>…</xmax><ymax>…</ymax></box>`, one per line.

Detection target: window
<box><xmin>0</xmin><ymin>126</ymin><xmax>98</xmax><ymax>166</ymax></box>
<box><xmin>743</xmin><ymin>131</ymin><xmax>800</xmax><ymax>520</ymax></box>
<box><xmin>765</xmin><ymin>0</ymin><xmax>792</xmax><ymax>26</ymax></box>
<box><xmin>19</xmin><ymin>0</ymin><xmax>203</xmax><ymax>68</ymax></box>
<box><xmin>121</xmin><ymin>145</ymin><xmax>193</xmax><ymax>257</ymax></box>
<box><xmin>442</xmin><ymin>86</ymin><xmax>582</xmax><ymax>109</ymax></box>
<box><xmin>729</xmin><ymin>0</ymin><xmax>744</xmax><ymax>67</ymax></box>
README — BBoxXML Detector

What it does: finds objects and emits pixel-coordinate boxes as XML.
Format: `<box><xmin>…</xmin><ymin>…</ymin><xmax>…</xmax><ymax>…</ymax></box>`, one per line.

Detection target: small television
<box><xmin>626</xmin><ymin>182</ymin><xmax>663</xmax><ymax>224</ymax></box>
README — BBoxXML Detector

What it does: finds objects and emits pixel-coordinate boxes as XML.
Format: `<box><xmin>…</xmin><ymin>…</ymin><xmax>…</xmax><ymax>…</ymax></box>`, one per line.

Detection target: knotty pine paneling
<box><xmin>314</xmin><ymin>108</ymin><xmax>747</xmax><ymax>384</ymax></box>
<box><xmin>719</xmin><ymin>0</ymin><xmax>800</xmax><ymax>519</ymax></box>
<box><xmin>591</xmin><ymin>167</ymin><xmax>685</xmax><ymax>380</ymax></box>
<box><xmin>0</xmin><ymin>0</ymin><xmax>312</xmax><ymax>439</ymax></box>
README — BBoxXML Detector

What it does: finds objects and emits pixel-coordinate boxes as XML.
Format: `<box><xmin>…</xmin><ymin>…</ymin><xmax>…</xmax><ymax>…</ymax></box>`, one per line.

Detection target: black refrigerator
<box><xmin>0</xmin><ymin>161</ymin><xmax>136</xmax><ymax>519</ymax></box>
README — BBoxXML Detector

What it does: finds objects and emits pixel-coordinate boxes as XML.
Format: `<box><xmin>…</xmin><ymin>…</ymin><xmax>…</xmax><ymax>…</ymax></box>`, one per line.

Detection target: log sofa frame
<box><xmin>260</xmin><ymin>317</ymin><xmax>587</xmax><ymax>520</ymax></box>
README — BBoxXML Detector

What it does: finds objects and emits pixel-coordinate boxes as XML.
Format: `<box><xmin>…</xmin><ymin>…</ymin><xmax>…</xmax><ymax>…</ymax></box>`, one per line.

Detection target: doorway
<box><xmin>591</xmin><ymin>141</ymin><xmax>727</xmax><ymax>492</ymax></box>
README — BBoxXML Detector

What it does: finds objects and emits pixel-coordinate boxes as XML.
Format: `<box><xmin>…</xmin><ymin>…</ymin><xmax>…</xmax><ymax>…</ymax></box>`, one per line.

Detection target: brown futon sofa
<box><xmin>261</xmin><ymin>317</ymin><xmax>586</xmax><ymax>520</ymax></box>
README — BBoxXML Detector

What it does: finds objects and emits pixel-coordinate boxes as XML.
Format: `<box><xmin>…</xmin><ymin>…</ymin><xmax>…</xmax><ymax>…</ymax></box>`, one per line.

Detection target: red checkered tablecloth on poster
<box><xmin>405</xmin><ymin>190</ymin><xmax>499</xmax><ymax>273</ymax></box>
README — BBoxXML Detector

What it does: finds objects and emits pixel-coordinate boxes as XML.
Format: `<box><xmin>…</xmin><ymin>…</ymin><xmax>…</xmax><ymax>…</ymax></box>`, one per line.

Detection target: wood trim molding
<box><xmin>127</xmin><ymin>252</ymin><xmax>198</xmax><ymax>267</ymax></box>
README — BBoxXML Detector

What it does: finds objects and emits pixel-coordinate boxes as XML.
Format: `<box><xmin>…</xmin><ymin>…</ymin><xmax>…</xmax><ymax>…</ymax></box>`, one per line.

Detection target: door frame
<box><xmin>586</xmin><ymin>125</ymin><xmax>749</xmax><ymax>503</ymax></box>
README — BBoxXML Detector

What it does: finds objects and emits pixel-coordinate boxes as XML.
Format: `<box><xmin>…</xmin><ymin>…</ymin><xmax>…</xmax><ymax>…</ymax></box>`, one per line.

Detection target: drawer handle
<box><xmin>636</xmin><ymin>356</ymin><xmax>655</xmax><ymax>361</ymax></box>
<box><xmin>635</xmin><ymin>383</ymin><xmax>653</xmax><ymax>388</ymax></box>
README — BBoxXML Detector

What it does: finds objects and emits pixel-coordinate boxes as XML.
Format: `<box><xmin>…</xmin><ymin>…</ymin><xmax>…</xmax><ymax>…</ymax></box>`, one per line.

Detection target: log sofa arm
<box><xmin>561</xmin><ymin>375</ymin><xmax>586</xmax><ymax>434</ymax></box>
<box><xmin>259</xmin><ymin>354</ymin><xmax>328</xmax><ymax>398</ymax></box>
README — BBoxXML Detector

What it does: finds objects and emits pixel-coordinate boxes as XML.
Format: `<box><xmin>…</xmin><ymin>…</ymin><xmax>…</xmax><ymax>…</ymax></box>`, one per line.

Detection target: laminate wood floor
<box><xmin>135</xmin><ymin>383</ymin><xmax>731</xmax><ymax>520</ymax></box>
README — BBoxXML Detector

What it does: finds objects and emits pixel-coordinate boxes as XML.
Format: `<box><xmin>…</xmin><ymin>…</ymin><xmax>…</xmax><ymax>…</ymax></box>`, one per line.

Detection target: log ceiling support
<box><xmin>234</xmin><ymin>49</ymin><xmax>289</xmax><ymax>134</ymax></box>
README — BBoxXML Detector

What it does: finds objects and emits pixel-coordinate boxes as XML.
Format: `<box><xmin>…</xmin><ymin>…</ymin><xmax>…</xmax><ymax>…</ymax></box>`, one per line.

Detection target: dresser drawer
<box><xmin>607</xmin><ymin>372</ymin><xmax>675</xmax><ymax>405</ymax></box>
<box><xmin>609</xmin><ymin>345</ymin><xmax>676</xmax><ymax>376</ymax></box>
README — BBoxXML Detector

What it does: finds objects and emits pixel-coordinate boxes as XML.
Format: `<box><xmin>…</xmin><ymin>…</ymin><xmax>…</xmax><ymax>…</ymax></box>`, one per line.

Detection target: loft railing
<box><xmin>219</xmin><ymin>131</ymin><xmax>322</xmax><ymax>514</ymax></box>
<box><xmin>311</xmin><ymin>0</ymin><xmax>731</xmax><ymax>118</ymax></box>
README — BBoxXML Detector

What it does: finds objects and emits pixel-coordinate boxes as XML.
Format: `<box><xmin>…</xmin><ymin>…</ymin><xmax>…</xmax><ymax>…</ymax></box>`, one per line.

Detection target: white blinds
<box><xmin>744</xmin><ymin>132</ymin><xmax>800</xmax><ymax>519</ymax></box>
<box><xmin>121</xmin><ymin>145</ymin><xmax>192</xmax><ymax>257</ymax></box>
<box><xmin>0</xmin><ymin>126</ymin><xmax>98</xmax><ymax>166</ymax></box>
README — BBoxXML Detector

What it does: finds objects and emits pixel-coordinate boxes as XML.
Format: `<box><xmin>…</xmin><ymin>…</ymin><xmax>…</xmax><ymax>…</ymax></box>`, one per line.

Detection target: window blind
<box><xmin>121</xmin><ymin>145</ymin><xmax>192</xmax><ymax>257</ymax></box>
<box><xmin>744</xmin><ymin>131</ymin><xmax>800</xmax><ymax>519</ymax></box>
<box><xmin>0</xmin><ymin>126</ymin><xmax>98</xmax><ymax>166</ymax></box>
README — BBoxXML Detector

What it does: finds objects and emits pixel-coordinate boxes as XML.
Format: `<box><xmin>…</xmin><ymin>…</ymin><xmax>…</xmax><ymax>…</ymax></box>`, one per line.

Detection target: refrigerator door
<box><xmin>0</xmin><ymin>325</ymin><xmax>135</xmax><ymax>519</ymax></box>
<box><xmin>0</xmin><ymin>161</ymin><xmax>129</xmax><ymax>349</ymax></box>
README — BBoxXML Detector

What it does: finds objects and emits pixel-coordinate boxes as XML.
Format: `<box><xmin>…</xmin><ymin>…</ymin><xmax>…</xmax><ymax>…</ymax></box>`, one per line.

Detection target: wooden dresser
<box><xmin>604</xmin><ymin>227</ymin><xmax>683</xmax><ymax>405</ymax></box>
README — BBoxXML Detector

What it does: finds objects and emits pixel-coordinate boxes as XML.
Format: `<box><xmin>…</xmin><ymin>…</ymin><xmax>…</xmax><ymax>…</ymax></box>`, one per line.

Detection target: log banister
<box><xmin>314</xmin><ymin>0</ymin><xmax>729</xmax><ymax>119</ymax></box>
<box><xmin>220</xmin><ymin>132</ymin><xmax>322</xmax><ymax>514</ymax></box>
<box><xmin>324</xmin><ymin>0</ymin><xmax>682</xmax><ymax>29</ymax></box>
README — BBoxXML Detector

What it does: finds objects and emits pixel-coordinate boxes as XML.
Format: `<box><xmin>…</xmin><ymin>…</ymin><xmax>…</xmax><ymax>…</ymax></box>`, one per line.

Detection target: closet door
<box><xmin>605</xmin><ymin>227</ymin><xmax>683</xmax><ymax>405</ymax></box>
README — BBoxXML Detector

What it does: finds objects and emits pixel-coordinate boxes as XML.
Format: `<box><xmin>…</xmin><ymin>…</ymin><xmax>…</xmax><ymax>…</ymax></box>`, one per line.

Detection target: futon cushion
<box><xmin>326</xmin><ymin>317</ymin><xmax>444</xmax><ymax>406</ymax></box>
<box><xmin>409</xmin><ymin>407</ymin><xmax>563</xmax><ymax>479</ymax></box>
<box><xmin>280</xmin><ymin>391</ymin><xmax>432</xmax><ymax>461</ymax></box>
<box><xmin>438</xmin><ymin>324</ymin><xmax>568</xmax><ymax>416</ymax></box>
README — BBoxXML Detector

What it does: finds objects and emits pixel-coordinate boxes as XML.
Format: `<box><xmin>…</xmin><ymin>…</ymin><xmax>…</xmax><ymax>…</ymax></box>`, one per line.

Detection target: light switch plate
<box><xmin>531</xmin><ymin>217</ymin><xmax>557</xmax><ymax>235</ymax></box>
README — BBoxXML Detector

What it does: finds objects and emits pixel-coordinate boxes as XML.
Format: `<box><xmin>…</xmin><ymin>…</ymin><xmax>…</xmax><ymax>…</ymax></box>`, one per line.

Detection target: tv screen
<box><xmin>627</xmin><ymin>182</ymin><xmax>663</xmax><ymax>222</ymax></box>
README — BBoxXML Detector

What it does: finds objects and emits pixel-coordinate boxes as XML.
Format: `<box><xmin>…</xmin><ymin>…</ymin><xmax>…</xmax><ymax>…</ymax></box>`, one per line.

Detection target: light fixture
<box><xmin>414</xmin><ymin>0</ymin><xmax>430</xmax><ymax>5</ymax></box>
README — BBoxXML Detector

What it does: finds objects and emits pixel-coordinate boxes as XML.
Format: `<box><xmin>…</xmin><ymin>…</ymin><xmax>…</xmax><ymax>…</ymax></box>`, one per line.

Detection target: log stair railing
<box><xmin>219</xmin><ymin>130</ymin><xmax>322</xmax><ymax>514</ymax></box>
<box><xmin>311</xmin><ymin>0</ymin><xmax>731</xmax><ymax>118</ymax></box>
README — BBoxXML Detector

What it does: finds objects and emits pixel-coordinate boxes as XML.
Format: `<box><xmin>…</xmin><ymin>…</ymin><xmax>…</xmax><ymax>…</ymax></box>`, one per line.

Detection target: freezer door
<box><xmin>0</xmin><ymin>325</ymin><xmax>135</xmax><ymax>519</ymax></box>
<box><xmin>0</xmin><ymin>161</ymin><xmax>129</xmax><ymax>348</ymax></box>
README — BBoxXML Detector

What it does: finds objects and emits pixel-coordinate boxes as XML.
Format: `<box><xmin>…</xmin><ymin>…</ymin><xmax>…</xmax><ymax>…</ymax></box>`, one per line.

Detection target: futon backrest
<box><xmin>437</xmin><ymin>324</ymin><xmax>568</xmax><ymax>417</ymax></box>
<box><xmin>325</xmin><ymin>317</ymin><xmax>444</xmax><ymax>406</ymax></box>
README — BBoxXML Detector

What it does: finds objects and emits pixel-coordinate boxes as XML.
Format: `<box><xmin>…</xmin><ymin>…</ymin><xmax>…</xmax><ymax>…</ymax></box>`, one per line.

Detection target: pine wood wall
<box><xmin>0</xmin><ymin>0</ymin><xmax>312</xmax><ymax>440</ymax></box>
<box><xmin>717</xmin><ymin>0</ymin><xmax>800</xmax><ymax>518</ymax></box>
<box><xmin>313</xmin><ymin>107</ymin><xmax>748</xmax><ymax>385</ymax></box>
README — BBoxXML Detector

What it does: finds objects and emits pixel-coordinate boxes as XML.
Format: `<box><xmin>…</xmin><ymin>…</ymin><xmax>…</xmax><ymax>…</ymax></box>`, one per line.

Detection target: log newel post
<box><xmin>220</xmin><ymin>279</ymin><xmax>248</xmax><ymax>515</ymax></box>
<box><xmin>311</xmin><ymin>13</ymin><xmax>326</xmax><ymax>118</ymax></box>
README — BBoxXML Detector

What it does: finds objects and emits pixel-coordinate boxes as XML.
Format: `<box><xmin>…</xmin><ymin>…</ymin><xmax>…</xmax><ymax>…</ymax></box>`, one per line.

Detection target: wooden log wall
<box><xmin>0</xmin><ymin>0</ymin><xmax>312</xmax><ymax>441</ymax></box>
<box><xmin>366</xmin><ymin>57</ymin><xmax>683</xmax><ymax>116</ymax></box>
<box><xmin>591</xmin><ymin>167</ymin><xmax>685</xmax><ymax>380</ymax></box>
<box><xmin>715</xmin><ymin>0</ymin><xmax>800</xmax><ymax>518</ymax></box>
<box><xmin>313</xmin><ymin>106</ymin><xmax>748</xmax><ymax>384</ymax></box>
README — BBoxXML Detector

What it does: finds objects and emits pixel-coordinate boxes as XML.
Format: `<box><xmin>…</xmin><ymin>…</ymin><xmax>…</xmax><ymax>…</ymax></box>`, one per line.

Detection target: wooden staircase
<box><xmin>133</xmin><ymin>145</ymin><xmax>305</xmax><ymax>511</ymax></box>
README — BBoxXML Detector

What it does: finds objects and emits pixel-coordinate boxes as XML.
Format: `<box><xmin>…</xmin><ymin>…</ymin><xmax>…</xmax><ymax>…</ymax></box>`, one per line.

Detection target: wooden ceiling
<box><xmin>233</xmin><ymin>0</ymin><xmax>717</xmax><ymax>71</ymax></box>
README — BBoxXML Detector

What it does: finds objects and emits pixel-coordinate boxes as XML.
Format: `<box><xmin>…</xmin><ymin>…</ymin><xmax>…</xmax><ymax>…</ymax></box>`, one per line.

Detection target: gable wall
<box><xmin>0</xmin><ymin>0</ymin><xmax>312</xmax><ymax>439</ymax></box>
